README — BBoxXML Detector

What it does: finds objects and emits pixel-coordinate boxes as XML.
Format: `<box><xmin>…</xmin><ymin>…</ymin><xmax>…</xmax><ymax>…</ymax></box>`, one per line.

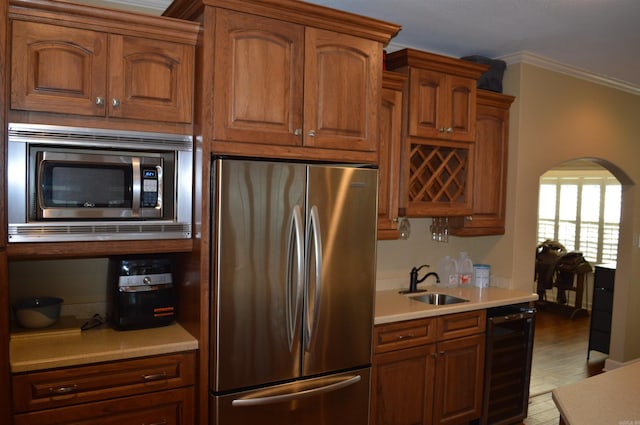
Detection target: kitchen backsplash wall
<box><xmin>376</xmin><ymin>218</ymin><xmax>515</xmax><ymax>291</ymax></box>
<box><xmin>9</xmin><ymin>258</ymin><xmax>110</xmax><ymax>319</ymax></box>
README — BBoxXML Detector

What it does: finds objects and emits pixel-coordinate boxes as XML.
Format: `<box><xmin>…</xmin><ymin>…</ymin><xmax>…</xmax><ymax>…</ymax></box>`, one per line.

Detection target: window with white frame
<box><xmin>537</xmin><ymin>166</ymin><xmax>621</xmax><ymax>264</ymax></box>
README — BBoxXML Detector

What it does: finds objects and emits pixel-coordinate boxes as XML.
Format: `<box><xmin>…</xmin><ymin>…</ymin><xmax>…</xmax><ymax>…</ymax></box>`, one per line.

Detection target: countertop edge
<box><xmin>374</xmin><ymin>286</ymin><xmax>538</xmax><ymax>325</ymax></box>
<box><xmin>10</xmin><ymin>323</ymin><xmax>199</xmax><ymax>373</ymax></box>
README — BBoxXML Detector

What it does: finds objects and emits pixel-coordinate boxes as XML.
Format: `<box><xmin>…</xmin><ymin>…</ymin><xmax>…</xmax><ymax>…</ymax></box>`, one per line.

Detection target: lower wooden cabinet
<box><xmin>12</xmin><ymin>352</ymin><xmax>196</xmax><ymax>424</ymax></box>
<box><xmin>372</xmin><ymin>311</ymin><xmax>486</xmax><ymax>425</ymax></box>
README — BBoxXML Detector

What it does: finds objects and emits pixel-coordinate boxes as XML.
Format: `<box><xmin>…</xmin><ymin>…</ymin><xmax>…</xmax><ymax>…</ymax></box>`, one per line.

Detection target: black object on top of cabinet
<box><xmin>588</xmin><ymin>264</ymin><xmax>615</xmax><ymax>358</ymax></box>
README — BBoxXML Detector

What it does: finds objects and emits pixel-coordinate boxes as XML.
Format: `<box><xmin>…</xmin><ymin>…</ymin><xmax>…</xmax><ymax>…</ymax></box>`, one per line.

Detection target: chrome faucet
<box><xmin>404</xmin><ymin>264</ymin><xmax>440</xmax><ymax>293</ymax></box>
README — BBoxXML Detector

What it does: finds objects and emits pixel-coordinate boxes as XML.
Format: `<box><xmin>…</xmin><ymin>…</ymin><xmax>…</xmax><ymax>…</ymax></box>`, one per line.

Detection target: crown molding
<box><xmin>98</xmin><ymin>0</ymin><xmax>171</xmax><ymax>14</ymax></box>
<box><xmin>388</xmin><ymin>42</ymin><xmax>640</xmax><ymax>96</ymax></box>
<box><xmin>500</xmin><ymin>51</ymin><xmax>640</xmax><ymax>96</ymax></box>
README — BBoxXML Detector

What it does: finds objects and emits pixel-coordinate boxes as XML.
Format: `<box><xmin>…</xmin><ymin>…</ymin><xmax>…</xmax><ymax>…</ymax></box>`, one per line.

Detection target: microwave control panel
<box><xmin>141</xmin><ymin>167</ymin><xmax>160</xmax><ymax>208</ymax></box>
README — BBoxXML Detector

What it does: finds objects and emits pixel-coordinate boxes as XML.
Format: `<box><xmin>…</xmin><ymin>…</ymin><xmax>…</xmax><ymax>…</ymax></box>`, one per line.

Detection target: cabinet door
<box><xmin>213</xmin><ymin>9</ymin><xmax>304</xmax><ymax>146</ymax></box>
<box><xmin>372</xmin><ymin>345</ymin><xmax>436</xmax><ymax>425</ymax></box>
<box><xmin>304</xmin><ymin>27</ymin><xmax>381</xmax><ymax>152</ymax></box>
<box><xmin>10</xmin><ymin>20</ymin><xmax>107</xmax><ymax>116</ymax></box>
<box><xmin>449</xmin><ymin>91</ymin><xmax>514</xmax><ymax>235</ymax></box>
<box><xmin>434</xmin><ymin>334</ymin><xmax>485</xmax><ymax>425</ymax></box>
<box><xmin>13</xmin><ymin>387</ymin><xmax>194</xmax><ymax>425</ymax></box>
<box><xmin>407</xmin><ymin>70</ymin><xmax>476</xmax><ymax>142</ymax></box>
<box><xmin>378</xmin><ymin>73</ymin><xmax>405</xmax><ymax>239</ymax></box>
<box><xmin>109</xmin><ymin>35</ymin><xmax>194</xmax><ymax>123</ymax></box>
<box><xmin>407</xmin><ymin>68</ymin><xmax>445</xmax><ymax>139</ymax></box>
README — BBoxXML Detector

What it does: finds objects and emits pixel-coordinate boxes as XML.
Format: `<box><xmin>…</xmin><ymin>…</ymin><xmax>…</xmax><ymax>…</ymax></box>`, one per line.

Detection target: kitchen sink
<box><xmin>408</xmin><ymin>293</ymin><xmax>469</xmax><ymax>306</ymax></box>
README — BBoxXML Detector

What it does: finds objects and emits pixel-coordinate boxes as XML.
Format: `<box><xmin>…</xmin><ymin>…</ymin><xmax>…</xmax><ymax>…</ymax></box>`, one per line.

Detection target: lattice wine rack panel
<box><xmin>407</xmin><ymin>143</ymin><xmax>470</xmax><ymax>205</ymax></box>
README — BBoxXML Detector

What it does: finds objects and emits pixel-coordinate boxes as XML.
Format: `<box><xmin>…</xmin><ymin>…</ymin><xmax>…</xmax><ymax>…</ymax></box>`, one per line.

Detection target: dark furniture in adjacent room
<box><xmin>588</xmin><ymin>264</ymin><xmax>615</xmax><ymax>358</ymax></box>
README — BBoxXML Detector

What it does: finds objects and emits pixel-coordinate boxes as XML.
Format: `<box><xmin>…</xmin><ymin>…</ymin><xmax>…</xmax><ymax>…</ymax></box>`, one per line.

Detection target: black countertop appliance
<box><xmin>108</xmin><ymin>256</ymin><xmax>176</xmax><ymax>330</ymax></box>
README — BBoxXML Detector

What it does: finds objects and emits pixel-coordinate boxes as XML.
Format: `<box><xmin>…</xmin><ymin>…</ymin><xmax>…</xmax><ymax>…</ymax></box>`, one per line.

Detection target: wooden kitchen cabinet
<box><xmin>386</xmin><ymin>49</ymin><xmax>486</xmax><ymax>143</ymax></box>
<box><xmin>378</xmin><ymin>71</ymin><xmax>407</xmax><ymax>240</ymax></box>
<box><xmin>449</xmin><ymin>90</ymin><xmax>515</xmax><ymax>236</ymax></box>
<box><xmin>211</xmin><ymin>8</ymin><xmax>382</xmax><ymax>159</ymax></box>
<box><xmin>386</xmin><ymin>49</ymin><xmax>487</xmax><ymax>217</ymax></box>
<box><xmin>9</xmin><ymin>1</ymin><xmax>197</xmax><ymax>130</ymax></box>
<box><xmin>12</xmin><ymin>351</ymin><xmax>196</xmax><ymax>424</ymax></box>
<box><xmin>372</xmin><ymin>310</ymin><xmax>486</xmax><ymax>425</ymax></box>
<box><xmin>165</xmin><ymin>0</ymin><xmax>400</xmax><ymax>164</ymax></box>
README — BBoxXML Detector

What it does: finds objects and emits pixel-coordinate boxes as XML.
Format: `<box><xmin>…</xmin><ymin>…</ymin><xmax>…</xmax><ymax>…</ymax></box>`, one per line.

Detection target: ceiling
<box><xmin>85</xmin><ymin>0</ymin><xmax>640</xmax><ymax>94</ymax></box>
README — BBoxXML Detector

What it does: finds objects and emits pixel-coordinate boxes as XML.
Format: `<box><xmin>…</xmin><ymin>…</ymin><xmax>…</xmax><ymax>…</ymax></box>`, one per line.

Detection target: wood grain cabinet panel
<box><xmin>449</xmin><ymin>90</ymin><xmax>515</xmax><ymax>236</ymax></box>
<box><xmin>10</xmin><ymin>16</ymin><xmax>195</xmax><ymax>125</ymax></box>
<box><xmin>12</xmin><ymin>352</ymin><xmax>196</xmax><ymax>413</ymax></box>
<box><xmin>10</xmin><ymin>20</ymin><xmax>108</xmax><ymax>117</ymax></box>
<box><xmin>13</xmin><ymin>387</ymin><xmax>194</xmax><ymax>425</ymax></box>
<box><xmin>377</xmin><ymin>72</ymin><xmax>406</xmax><ymax>239</ymax></box>
<box><xmin>372</xmin><ymin>311</ymin><xmax>486</xmax><ymax>425</ymax></box>
<box><xmin>210</xmin><ymin>8</ymin><xmax>382</xmax><ymax>160</ymax></box>
<box><xmin>386</xmin><ymin>49</ymin><xmax>487</xmax><ymax>217</ymax></box>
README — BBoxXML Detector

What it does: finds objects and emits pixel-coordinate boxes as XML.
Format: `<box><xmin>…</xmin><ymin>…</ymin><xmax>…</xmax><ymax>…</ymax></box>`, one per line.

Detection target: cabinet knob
<box><xmin>112</xmin><ymin>98</ymin><xmax>121</xmax><ymax>108</ymax></box>
<box><xmin>445</xmin><ymin>127</ymin><xmax>453</xmax><ymax>133</ymax></box>
<box><xmin>95</xmin><ymin>97</ymin><xmax>105</xmax><ymax>106</ymax></box>
<box><xmin>294</xmin><ymin>128</ymin><xmax>302</xmax><ymax>136</ymax></box>
<box><xmin>307</xmin><ymin>130</ymin><xmax>316</xmax><ymax>137</ymax></box>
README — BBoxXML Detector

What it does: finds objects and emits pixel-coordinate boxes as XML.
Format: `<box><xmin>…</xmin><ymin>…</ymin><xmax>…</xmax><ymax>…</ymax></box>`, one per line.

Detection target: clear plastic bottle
<box><xmin>437</xmin><ymin>255</ymin><xmax>458</xmax><ymax>288</ymax></box>
<box><xmin>456</xmin><ymin>252</ymin><xmax>474</xmax><ymax>287</ymax></box>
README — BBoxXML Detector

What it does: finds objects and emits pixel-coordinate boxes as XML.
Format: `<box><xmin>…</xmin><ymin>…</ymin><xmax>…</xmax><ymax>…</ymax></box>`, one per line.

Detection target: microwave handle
<box><xmin>155</xmin><ymin>164</ymin><xmax>163</xmax><ymax>211</ymax></box>
<box><xmin>132</xmin><ymin>158</ymin><xmax>141</xmax><ymax>215</ymax></box>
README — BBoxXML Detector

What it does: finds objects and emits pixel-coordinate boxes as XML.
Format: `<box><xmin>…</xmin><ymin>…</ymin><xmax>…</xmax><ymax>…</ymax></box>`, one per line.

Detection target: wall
<box><xmin>376</xmin><ymin>62</ymin><xmax>640</xmax><ymax>364</ymax></box>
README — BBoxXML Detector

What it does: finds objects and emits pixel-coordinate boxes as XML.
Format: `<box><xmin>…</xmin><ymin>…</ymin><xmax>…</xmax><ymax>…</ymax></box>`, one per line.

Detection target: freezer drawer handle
<box><xmin>231</xmin><ymin>375</ymin><xmax>361</xmax><ymax>407</ymax></box>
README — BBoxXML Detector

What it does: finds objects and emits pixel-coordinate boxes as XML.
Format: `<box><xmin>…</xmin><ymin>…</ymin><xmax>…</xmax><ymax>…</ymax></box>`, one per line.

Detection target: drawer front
<box><xmin>437</xmin><ymin>310</ymin><xmax>486</xmax><ymax>340</ymax></box>
<box><xmin>12</xmin><ymin>352</ymin><xmax>195</xmax><ymax>413</ymax></box>
<box><xmin>13</xmin><ymin>387</ymin><xmax>194</xmax><ymax>425</ymax></box>
<box><xmin>374</xmin><ymin>318</ymin><xmax>436</xmax><ymax>353</ymax></box>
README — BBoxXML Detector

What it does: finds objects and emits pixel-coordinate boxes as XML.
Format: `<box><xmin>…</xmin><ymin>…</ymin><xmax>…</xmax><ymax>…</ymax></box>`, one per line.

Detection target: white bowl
<box><xmin>14</xmin><ymin>297</ymin><xmax>63</xmax><ymax>329</ymax></box>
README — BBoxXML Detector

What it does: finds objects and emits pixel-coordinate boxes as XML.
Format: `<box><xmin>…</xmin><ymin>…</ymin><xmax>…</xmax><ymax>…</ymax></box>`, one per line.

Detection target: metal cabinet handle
<box><xmin>49</xmin><ymin>384</ymin><xmax>78</xmax><ymax>395</ymax></box>
<box><xmin>294</xmin><ymin>128</ymin><xmax>302</xmax><ymax>136</ymax></box>
<box><xmin>445</xmin><ymin>127</ymin><xmax>453</xmax><ymax>133</ymax></box>
<box><xmin>307</xmin><ymin>130</ymin><xmax>316</xmax><ymax>137</ymax></box>
<box><xmin>112</xmin><ymin>98</ymin><xmax>121</xmax><ymax>108</ymax></box>
<box><xmin>95</xmin><ymin>97</ymin><xmax>105</xmax><ymax>106</ymax></box>
<box><xmin>142</xmin><ymin>372</ymin><xmax>168</xmax><ymax>382</ymax></box>
<box><xmin>396</xmin><ymin>333</ymin><xmax>415</xmax><ymax>340</ymax></box>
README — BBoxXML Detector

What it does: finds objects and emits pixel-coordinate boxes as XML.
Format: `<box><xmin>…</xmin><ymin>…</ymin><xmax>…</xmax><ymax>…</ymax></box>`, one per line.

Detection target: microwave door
<box><xmin>36</xmin><ymin>151</ymin><xmax>161</xmax><ymax>220</ymax></box>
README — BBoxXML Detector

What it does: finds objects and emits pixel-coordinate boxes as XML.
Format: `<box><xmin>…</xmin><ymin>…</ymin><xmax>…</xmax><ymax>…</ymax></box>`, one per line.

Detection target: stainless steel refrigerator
<box><xmin>210</xmin><ymin>158</ymin><xmax>378</xmax><ymax>425</ymax></box>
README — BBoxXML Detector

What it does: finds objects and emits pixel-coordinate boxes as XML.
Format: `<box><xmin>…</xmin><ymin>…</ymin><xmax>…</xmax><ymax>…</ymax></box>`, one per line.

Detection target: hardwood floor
<box><xmin>522</xmin><ymin>305</ymin><xmax>607</xmax><ymax>425</ymax></box>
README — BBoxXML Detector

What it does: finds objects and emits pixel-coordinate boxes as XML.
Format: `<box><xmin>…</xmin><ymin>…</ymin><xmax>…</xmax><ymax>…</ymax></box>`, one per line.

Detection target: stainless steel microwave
<box><xmin>7</xmin><ymin>123</ymin><xmax>193</xmax><ymax>242</ymax></box>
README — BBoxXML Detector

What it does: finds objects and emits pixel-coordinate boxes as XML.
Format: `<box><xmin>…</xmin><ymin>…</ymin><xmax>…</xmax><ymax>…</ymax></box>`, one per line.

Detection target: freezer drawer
<box><xmin>211</xmin><ymin>368</ymin><xmax>371</xmax><ymax>425</ymax></box>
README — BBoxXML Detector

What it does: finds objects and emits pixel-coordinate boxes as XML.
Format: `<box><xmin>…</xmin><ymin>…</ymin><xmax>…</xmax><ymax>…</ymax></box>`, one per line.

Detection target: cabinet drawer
<box><xmin>13</xmin><ymin>386</ymin><xmax>194</xmax><ymax>425</ymax></box>
<box><xmin>374</xmin><ymin>318</ymin><xmax>436</xmax><ymax>353</ymax></box>
<box><xmin>437</xmin><ymin>310</ymin><xmax>486</xmax><ymax>340</ymax></box>
<box><xmin>12</xmin><ymin>351</ymin><xmax>195</xmax><ymax>413</ymax></box>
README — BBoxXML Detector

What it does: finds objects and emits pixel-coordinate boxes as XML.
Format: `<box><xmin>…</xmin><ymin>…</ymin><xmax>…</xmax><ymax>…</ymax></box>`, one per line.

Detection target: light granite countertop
<box><xmin>552</xmin><ymin>361</ymin><xmax>640</xmax><ymax>425</ymax></box>
<box><xmin>10</xmin><ymin>322</ymin><xmax>198</xmax><ymax>373</ymax></box>
<box><xmin>375</xmin><ymin>285</ymin><xmax>538</xmax><ymax>324</ymax></box>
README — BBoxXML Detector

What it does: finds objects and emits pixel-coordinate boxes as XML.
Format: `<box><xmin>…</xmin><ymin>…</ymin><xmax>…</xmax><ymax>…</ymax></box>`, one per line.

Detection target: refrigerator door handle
<box><xmin>305</xmin><ymin>205</ymin><xmax>323</xmax><ymax>352</ymax></box>
<box><xmin>286</xmin><ymin>205</ymin><xmax>305</xmax><ymax>351</ymax></box>
<box><xmin>230</xmin><ymin>374</ymin><xmax>361</xmax><ymax>407</ymax></box>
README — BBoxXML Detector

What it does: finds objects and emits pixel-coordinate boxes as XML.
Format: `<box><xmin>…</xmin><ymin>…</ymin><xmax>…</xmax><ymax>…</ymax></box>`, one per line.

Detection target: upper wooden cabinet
<box><xmin>9</xmin><ymin>0</ymin><xmax>198</xmax><ymax>131</ymax></box>
<box><xmin>378</xmin><ymin>71</ymin><xmax>406</xmax><ymax>240</ymax></box>
<box><xmin>164</xmin><ymin>0</ymin><xmax>401</xmax><ymax>163</ymax></box>
<box><xmin>386</xmin><ymin>49</ymin><xmax>487</xmax><ymax>217</ymax></box>
<box><xmin>450</xmin><ymin>90</ymin><xmax>515</xmax><ymax>236</ymax></box>
<box><xmin>387</xmin><ymin>49</ymin><xmax>486</xmax><ymax>143</ymax></box>
<box><xmin>214</xmin><ymin>9</ymin><xmax>381</xmax><ymax>154</ymax></box>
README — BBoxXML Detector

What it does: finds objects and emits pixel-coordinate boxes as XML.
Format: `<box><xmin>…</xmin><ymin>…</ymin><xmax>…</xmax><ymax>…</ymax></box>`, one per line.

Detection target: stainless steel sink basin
<box><xmin>408</xmin><ymin>293</ymin><xmax>469</xmax><ymax>306</ymax></box>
